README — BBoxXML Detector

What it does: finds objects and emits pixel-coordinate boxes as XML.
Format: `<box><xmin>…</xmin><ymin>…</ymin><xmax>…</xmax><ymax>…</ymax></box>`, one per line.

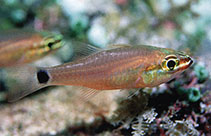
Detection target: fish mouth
<box><xmin>188</xmin><ymin>57</ymin><xmax>193</xmax><ymax>67</ymax></box>
<box><xmin>180</xmin><ymin>56</ymin><xmax>194</xmax><ymax>70</ymax></box>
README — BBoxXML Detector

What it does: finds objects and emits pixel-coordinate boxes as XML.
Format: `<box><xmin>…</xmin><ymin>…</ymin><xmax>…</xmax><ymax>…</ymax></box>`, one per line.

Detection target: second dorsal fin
<box><xmin>65</xmin><ymin>41</ymin><xmax>132</xmax><ymax>61</ymax></box>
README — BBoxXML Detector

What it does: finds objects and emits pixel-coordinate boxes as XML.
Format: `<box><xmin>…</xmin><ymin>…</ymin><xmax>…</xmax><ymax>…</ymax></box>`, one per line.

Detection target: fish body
<box><xmin>7</xmin><ymin>44</ymin><xmax>193</xmax><ymax>101</ymax></box>
<box><xmin>47</xmin><ymin>45</ymin><xmax>193</xmax><ymax>89</ymax></box>
<box><xmin>0</xmin><ymin>30</ymin><xmax>64</xmax><ymax>67</ymax></box>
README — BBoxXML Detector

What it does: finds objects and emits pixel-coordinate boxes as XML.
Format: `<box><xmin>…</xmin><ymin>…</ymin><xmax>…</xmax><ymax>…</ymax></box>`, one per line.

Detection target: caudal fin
<box><xmin>5</xmin><ymin>65</ymin><xmax>50</xmax><ymax>102</ymax></box>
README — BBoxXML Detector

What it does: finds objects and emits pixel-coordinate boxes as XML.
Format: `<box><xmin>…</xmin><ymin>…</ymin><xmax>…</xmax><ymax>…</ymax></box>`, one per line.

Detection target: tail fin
<box><xmin>5</xmin><ymin>65</ymin><xmax>49</xmax><ymax>102</ymax></box>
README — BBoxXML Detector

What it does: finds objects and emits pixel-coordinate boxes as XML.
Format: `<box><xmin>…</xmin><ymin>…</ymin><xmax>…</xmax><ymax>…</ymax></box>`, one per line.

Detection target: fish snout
<box><xmin>188</xmin><ymin>56</ymin><xmax>193</xmax><ymax>67</ymax></box>
<box><xmin>179</xmin><ymin>56</ymin><xmax>194</xmax><ymax>70</ymax></box>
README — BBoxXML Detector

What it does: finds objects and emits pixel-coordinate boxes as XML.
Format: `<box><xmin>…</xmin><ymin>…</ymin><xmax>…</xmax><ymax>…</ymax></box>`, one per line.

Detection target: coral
<box><xmin>194</xmin><ymin>64</ymin><xmax>209</xmax><ymax>83</ymax></box>
<box><xmin>131</xmin><ymin>108</ymin><xmax>158</xmax><ymax>136</ymax></box>
<box><xmin>187</xmin><ymin>87</ymin><xmax>201</xmax><ymax>102</ymax></box>
<box><xmin>159</xmin><ymin>116</ymin><xmax>175</xmax><ymax>129</ymax></box>
<box><xmin>165</xmin><ymin>120</ymin><xmax>200</xmax><ymax>136</ymax></box>
<box><xmin>170</xmin><ymin>62</ymin><xmax>210</xmax><ymax>103</ymax></box>
<box><xmin>111</xmin><ymin>90</ymin><xmax>149</xmax><ymax>127</ymax></box>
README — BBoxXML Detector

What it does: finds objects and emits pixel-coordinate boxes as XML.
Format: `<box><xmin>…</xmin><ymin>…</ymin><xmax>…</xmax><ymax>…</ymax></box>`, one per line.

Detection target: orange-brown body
<box><xmin>47</xmin><ymin>45</ymin><xmax>193</xmax><ymax>90</ymax></box>
<box><xmin>6</xmin><ymin>44</ymin><xmax>193</xmax><ymax>102</ymax></box>
<box><xmin>0</xmin><ymin>31</ymin><xmax>63</xmax><ymax>67</ymax></box>
<box><xmin>0</xmin><ymin>34</ymin><xmax>42</xmax><ymax>66</ymax></box>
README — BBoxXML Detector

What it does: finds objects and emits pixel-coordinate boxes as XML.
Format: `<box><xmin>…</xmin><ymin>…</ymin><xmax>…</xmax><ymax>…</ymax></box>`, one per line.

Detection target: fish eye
<box><xmin>167</xmin><ymin>60</ymin><xmax>176</xmax><ymax>70</ymax></box>
<box><xmin>161</xmin><ymin>55</ymin><xmax>179</xmax><ymax>71</ymax></box>
<box><xmin>47</xmin><ymin>42</ymin><xmax>54</xmax><ymax>48</ymax></box>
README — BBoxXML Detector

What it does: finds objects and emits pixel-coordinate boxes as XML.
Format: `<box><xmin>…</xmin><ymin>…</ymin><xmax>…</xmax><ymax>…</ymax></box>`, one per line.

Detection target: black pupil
<box><xmin>167</xmin><ymin>60</ymin><xmax>176</xmax><ymax>70</ymax></box>
<box><xmin>48</xmin><ymin>42</ymin><xmax>54</xmax><ymax>48</ymax></box>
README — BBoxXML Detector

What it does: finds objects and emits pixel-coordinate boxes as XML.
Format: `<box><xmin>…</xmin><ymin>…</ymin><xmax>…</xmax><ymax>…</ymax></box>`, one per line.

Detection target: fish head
<box><xmin>158</xmin><ymin>50</ymin><xmax>193</xmax><ymax>83</ymax></box>
<box><xmin>141</xmin><ymin>48</ymin><xmax>193</xmax><ymax>87</ymax></box>
<box><xmin>161</xmin><ymin>52</ymin><xmax>193</xmax><ymax>73</ymax></box>
<box><xmin>32</xmin><ymin>33</ymin><xmax>64</xmax><ymax>58</ymax></box>
<box><xmin>26</xmin><ymin>33</ymin><xmax>65</xmax><ymax>61</ymax></box>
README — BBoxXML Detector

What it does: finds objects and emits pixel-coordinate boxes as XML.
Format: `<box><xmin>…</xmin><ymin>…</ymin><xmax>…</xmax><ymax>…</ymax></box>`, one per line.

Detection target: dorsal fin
<box><xmin>69</xmin><ymin>40</ymin><xmax>102</xmax><ymax>60</ymax></box>
<box><xmin>60</xmin><ymin>41</ymin><xmax>132</xmax><ymax>61</ymax></box>
<box><xmin>107</xmin><ymin>44</ymin><xmax>132</xmax><ymax>49</ymax></box>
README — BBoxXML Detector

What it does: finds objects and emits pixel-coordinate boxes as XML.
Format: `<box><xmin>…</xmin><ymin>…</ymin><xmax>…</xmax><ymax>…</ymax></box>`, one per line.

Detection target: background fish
<box><xmin>0</xmin><ymin>30</ymin><xmax>64</xmax><ymax>67</ymax></box>
<box><xmin>6</xmin><ymin>44</ymin><xmax>193</xmax><ymax>102</ymax></box>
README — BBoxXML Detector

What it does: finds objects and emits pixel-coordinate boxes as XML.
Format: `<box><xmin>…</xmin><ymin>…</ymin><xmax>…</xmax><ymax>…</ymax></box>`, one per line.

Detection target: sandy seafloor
<box><xmin>0</xmin><ymin>86</ymin><xmax>122</xmax><ymax>136</ymax></box>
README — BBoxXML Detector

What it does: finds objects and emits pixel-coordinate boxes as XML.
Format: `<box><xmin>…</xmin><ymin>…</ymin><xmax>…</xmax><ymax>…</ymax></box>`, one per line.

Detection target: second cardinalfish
<box><xmin>7</xmin><ymin>44</ymin><xmax>193</xmax><ymax>102</ymax></box>
<box><xmin>0</xmin><ymin>30</ymin><xmax>64</xmax><ymax>67</ymax></box>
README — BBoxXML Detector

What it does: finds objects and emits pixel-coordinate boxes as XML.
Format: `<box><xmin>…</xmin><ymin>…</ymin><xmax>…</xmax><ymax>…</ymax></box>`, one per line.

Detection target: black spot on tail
<box><xmin>37</xmin><ymin>70</ymin><xmax>49</xmax><ymax>84</ymax></box>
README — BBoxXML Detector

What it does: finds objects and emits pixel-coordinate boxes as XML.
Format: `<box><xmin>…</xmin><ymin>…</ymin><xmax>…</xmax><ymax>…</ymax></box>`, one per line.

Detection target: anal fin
<box><xmin>79</xmin><ymin>87</ymin><xmax>100</xmax><ymax>102</ymax></box>
<box><xmin>72</xmin><ymin>86</ymin><xmax>100</xmax><ymax>103</ymax></box>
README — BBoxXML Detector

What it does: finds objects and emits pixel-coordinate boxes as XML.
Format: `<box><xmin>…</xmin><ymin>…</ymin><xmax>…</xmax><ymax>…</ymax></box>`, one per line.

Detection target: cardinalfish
<box><xmin>0</xmin><ymin>30</ymin><xmax>64</xmax><ymax>67</ymax></box>
<box><xmin>6</xmin><ymin>44</ymin><xmax>193</xmax><ymax>102</ymax></box>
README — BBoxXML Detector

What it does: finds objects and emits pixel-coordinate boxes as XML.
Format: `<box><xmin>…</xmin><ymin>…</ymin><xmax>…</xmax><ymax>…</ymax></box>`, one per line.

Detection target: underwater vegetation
<box><xmin>0</xmin><ymin>0</ymin><xmax>210</xmax><ymax>136</ymax></box>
